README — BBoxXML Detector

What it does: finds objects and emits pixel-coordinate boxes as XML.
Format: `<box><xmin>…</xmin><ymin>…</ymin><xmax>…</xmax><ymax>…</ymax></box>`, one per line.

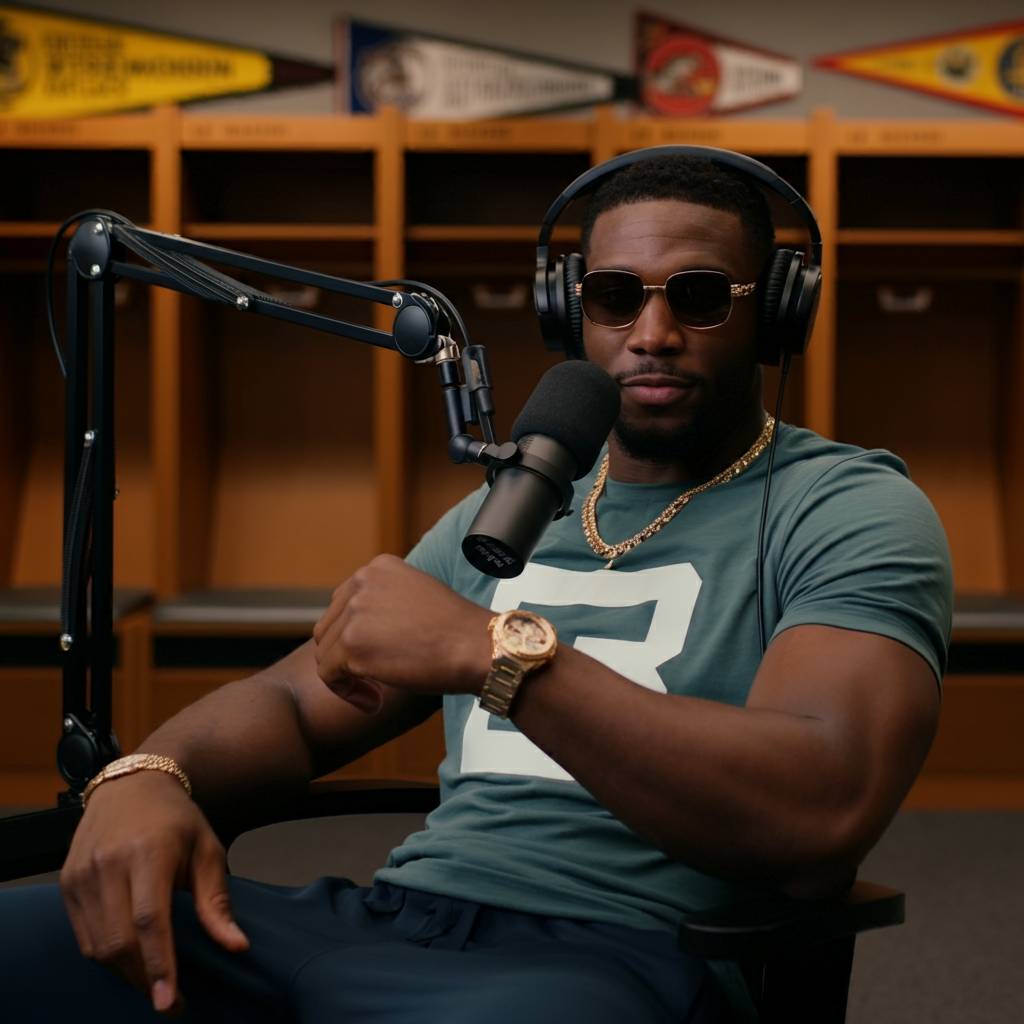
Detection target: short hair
<box><xmin>580</xmin><ymin>154</ymin><xmax>776</xmax><ymax>267</ymax></box>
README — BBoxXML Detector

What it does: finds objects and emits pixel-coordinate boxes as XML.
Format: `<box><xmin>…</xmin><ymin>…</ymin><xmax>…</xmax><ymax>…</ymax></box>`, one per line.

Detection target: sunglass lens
<box><xmin>665</xmin><ymin>271</ymin><xmax>732</xmax><ymax>328</ymax></box>
<box><xmin>580</xmin><ymin>272</ymin><xmax>644</xmax><ymax>328</ymax></box>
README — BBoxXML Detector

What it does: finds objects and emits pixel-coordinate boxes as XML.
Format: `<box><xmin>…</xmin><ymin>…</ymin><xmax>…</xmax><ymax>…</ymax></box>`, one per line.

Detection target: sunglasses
<box><xmin>577</xmin><ymin>269</ymin><xmax>758</xmax><ymax>331</ymax></box>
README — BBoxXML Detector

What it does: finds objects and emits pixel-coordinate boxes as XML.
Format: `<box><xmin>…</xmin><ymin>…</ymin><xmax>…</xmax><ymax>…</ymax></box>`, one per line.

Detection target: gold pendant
<box><xmin>605</xmin><ymin>557</ymin><xmax>616</xmax><ymax>569</ymax></box>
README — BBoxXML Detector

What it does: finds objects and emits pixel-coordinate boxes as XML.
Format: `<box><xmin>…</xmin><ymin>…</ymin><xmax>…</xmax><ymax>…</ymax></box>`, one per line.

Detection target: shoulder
<box><xmin>770</xmin><ymin>424</ymin><xmax>913</xmax><ymax>499</ymax></box>
<box><xmin>766</xmin><ymin>425</ymin><xmax>954</xmax><ymax>680</ymax></box>
<box><xmin>404</xmin><ymin>482</ymin><xmax>490</xmax><ymax>586</ymax></box>
<box><xmin>768</xmin><ymin>424</ymin><xmax>944</xmax><ymax>537</ymax></box>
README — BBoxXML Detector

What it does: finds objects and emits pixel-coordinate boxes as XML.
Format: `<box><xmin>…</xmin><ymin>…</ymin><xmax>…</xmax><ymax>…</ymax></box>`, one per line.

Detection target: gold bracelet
<box><xmin>82</xmin><ymin>753</ymin><xmax>193</xmax><ymax>808</ymax></box>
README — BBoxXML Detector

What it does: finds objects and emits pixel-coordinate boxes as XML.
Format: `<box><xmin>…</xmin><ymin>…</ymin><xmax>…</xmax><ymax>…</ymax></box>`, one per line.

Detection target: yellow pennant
<box><xmin>816</xmin><ymin>20</ymin><xmax>1024</xmax><ymax>117</ymax></box>
<box><xmin>0</xmin><ymin>5</ymin><xmax>288</xmax><ymax>118</ymax></box>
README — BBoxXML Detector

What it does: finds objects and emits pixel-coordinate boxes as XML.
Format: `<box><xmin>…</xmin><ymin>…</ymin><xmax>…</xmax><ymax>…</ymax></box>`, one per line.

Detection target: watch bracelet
<box><xmin>82</xmin><ymin>754</ymin><xmax>193</xmax><ymax>808</ymax></box>
<box><xmin>478</xmin><ymin>656</ymin><xmax>526</xmax><ymax>718</ymax></box>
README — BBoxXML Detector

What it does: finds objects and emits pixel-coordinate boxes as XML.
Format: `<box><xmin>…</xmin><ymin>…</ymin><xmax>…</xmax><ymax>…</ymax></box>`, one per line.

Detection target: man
<box><xmin>1</xmin><ymin>155</ymin><xmax>952</xmax><ymax>1022</ymax></box>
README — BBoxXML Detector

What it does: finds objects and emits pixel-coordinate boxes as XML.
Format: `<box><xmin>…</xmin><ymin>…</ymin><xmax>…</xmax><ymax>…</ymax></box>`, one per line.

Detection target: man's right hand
<box><xmin>59</xmin><ymin>771</ymin><xmax>250</xmax><ymax>1015</ymax></box>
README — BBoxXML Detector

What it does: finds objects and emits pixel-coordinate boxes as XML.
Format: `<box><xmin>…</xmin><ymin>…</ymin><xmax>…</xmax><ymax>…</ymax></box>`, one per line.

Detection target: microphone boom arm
<box><xmin>54</xmin><ymin>212</ymin><xmax>503</xmax><ymax>802</ymax></box>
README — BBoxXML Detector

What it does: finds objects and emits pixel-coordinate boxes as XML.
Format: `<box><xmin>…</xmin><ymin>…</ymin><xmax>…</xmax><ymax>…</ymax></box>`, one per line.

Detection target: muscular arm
<box><xmin>139</xmin><ymin>638</ymin><xmax>440</xmax><ymax>814</ymax></box>
<box><xmin>509</xmin><ymin>623</ymin><xmax>939</xmax><ymax>897</ymax></box>
<box><xmin>316</xmin><ymin>556</ymin><xmax>940</xmax><ymax>900</ymax></box>
<box><xmin>59</xmin><ymin>637</ymin><xmax>438</xmax><ymax>1014</ymax></box>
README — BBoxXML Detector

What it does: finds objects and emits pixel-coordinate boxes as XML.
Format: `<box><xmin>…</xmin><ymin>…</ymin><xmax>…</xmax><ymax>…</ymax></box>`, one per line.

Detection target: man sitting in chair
<box><xmin>1</xmin><ymin>154</ymin><xmax>952</xmax><ymax>1023</ymax></box>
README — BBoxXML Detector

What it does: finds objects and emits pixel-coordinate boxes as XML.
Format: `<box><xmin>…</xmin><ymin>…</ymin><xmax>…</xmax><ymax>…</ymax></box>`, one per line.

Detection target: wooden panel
<box><xmin>151</xmin><ymin>107</ymin><xmax>185</xmax><ymax>596</ymax></box>
<box><xmin>805</xmin><ymin>107</ymin><xmax>838</xmax><ymax>438</ymax></box>
<box><xmin>906</xmin><ymin>775</ymin><xmax>1024</xmax><ymax>810</ymax></box>
<box><xmin>181</xmin><ymin>150</ymin><xmax>375</xmax><ymax>224</ymax></box>
<box><xmin>0</xmin><ymin>654</ymin><xmax>145</xmax><ymax>799</ymax></box>
<box><xmin>184</xmin><ymin>224</ymin><xmax>377</xmax><ymax>241</ymax></box>
<box><xmin>0</xmin><ymin>112</ymin><xmax>162</xmax><ymax>148</ymax></box>
<box><xmin>180</xmin><ymin>115</ymin><xmax>383</xmax><ymax>150</ymax></box>
<box><xmin>371</xmin><ymin>713</ymin><xmax>444</xmax><ymax>781</ymax></box>
<box><xmin>204</xmin><ymin>327</ymin><xmax>376</xmax><ymax>587</ymax></box>
<box><xmin>0</xmin><ymin>309</ymin><xmax>31</xmax><ymax>585</ymax></box>
<box><xmin>835</xmin><ymin>275</ymin><xmax>1013</xmax><ymax>592</ymax></box>
<box><xmin>407</xmin><ymin>119</ymin><xmax>591</xmax><ymax>152</ymax></box>
<box><xmin>406</xmin><ymin>225</ymin><xmax>578</xmax><ymax>243</ymax></box>
<box><xmin>615</xmin><ymin>118</ymin><xmax>808</xmax><ymax>153</ymax></box>
<box><xmin>838</xmin><ymin>121</ymin><xmax>1024</xmax><ymax>156</ymax></box>
<box><xmin>175</xmin><ymin>298</ymin><xmax>216</xmax><ymax>593</ymax></box>
<box><xmin>406</xmin><ymin>151</ymin><xmax>591</xmax><ymax>227</ymax></box>
<box><xmin>923</xmin><ymin>675</ymin><xmax>1024</xmax><ymax>775</ymax></box>
<box><xmin>374</xmin><ymin>105</ymin><xmax>407</xmax><ymax>557</ymax></box>
<box><xmin>0</xmin><ymin>770</ymin><xmax>65</xmax><ymax>807</ymax></box>
<box><xmin>0</xmin><ymin>668</ymin><xmax>62</xmax><ymax>770</ymax></box>
<box><xmin>1000</xmin><ymin>271</ymin><xmax>1024</xmax><ymax>590</ymax></box>
<box><xmin>10</xmin><ymin>285</ymin><xmax>153</xmax><ymax>588</ymax></box>
<box><xmin>839</xmin><ymin>229</ymin><xmax>1024</xmax><ymax>247</ymax></box>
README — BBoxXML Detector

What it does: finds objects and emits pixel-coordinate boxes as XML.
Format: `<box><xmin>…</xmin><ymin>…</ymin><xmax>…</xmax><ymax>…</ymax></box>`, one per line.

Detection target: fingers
<box><xmin>324</xmin><ymin>673</ymin><xmax>384</xmax><ymax>714</ymax></box>
<box><xmin>128</xmin><ymin>848</ymin><xmax>181</xmax><ymax>1013</ymax></box>
<box><xmin>190</xmin><ymin>836</ymin><xmax>250</xmax><ymax>956</ymax></box>
<box><xmin>313</xmin><ymin>575</ymin><xmax>357</xmax><ymax>645</ymax></box>
<box><xmin>61</xmin><ymin>854</ymin><xmax>153</xmax><ymax>1003</ymax></box>
<box><xmin>312</xmin><ymin>596</ymin><xmax>384</xmax><ymax>713</ymax></box>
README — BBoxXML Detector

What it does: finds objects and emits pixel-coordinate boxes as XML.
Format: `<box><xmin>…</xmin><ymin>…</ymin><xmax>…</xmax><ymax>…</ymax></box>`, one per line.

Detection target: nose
<box><xmin>626</xmin><ymin>287</ymin><xmax>685</xmax><ymax>356</ymax></box>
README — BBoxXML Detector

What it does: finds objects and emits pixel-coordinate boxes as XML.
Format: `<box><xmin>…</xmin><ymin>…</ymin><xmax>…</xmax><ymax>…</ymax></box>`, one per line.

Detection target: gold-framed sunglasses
<box><xmin>576</xmin><ymin>269</ymin><xmax>758</xmax><ymax>331</ymax></box>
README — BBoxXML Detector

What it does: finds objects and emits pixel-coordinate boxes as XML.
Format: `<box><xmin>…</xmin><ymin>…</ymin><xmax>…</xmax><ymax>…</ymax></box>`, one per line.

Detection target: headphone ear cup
<box><xmin>757</xmin><ymin>249</ymin><xmax>800</xmax><ymax>365</ymax></box>
<box><xmin>562</xmin><ymin>253</ymin><xmax>586</xmax><ymax>359</ymax></box>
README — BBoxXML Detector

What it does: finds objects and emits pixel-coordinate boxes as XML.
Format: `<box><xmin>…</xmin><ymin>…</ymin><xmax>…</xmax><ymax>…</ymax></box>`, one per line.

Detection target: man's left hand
<box><xmin>313</xmin><ymin>555</ymin><xmax>492</xmax><ymax>712</ymax></box>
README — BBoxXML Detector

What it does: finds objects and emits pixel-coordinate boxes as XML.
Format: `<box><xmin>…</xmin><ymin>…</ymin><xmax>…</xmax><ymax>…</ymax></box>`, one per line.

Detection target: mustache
<box><xmin>615</xmin><ymin>364</ymin><xmax>703</xmax><ymax>386</ymax></box>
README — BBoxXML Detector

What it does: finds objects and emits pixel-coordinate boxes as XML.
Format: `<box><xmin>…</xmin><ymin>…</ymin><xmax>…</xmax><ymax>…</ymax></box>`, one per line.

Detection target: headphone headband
<box><xmin>535</xmin><ymin>145</ymin><xmax>822</xmax><ymax>272</ymax></box>
<box><xmin>534</xmin><ymin>144</ymin><xmax>823</xmax><ymax>366</ymax></box>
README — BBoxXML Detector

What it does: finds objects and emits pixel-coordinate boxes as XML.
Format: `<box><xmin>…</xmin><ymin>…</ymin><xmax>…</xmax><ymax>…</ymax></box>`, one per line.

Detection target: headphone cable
<box><xmin>756</xmin><ymin>351</ymin><xmax>792</xmax><ymax>654</ymax></box>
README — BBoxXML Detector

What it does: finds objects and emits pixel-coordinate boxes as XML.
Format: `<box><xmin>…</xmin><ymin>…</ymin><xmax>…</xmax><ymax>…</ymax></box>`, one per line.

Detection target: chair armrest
<box><xmin>218</xmin><ymin>778</ymin><xmax>440</xmax><ymax>847</ymax></box>
<box><xmin>0</xmin><ymin>805</ymin><xmax>83</xmax><ymax>882</ymax></box>
<box><xmin>266</xmin><ymin>778</ymin><xmax>440</xmax><ymax>821</ymax></box>
<box><xmin>677</xmin><ymin>881</ymin><xmax>905</xmax><ymax>960</ymax></box>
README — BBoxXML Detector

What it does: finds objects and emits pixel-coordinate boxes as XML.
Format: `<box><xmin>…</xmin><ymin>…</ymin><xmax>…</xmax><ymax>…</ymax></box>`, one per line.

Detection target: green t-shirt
<box><xmin>376</xmin><ymin>423</ymin><xmax>953</xmax><ymax>933</ymax></box>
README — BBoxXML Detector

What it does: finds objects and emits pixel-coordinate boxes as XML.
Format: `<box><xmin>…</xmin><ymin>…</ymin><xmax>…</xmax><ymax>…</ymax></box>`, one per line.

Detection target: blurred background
<box><xmin>1</xmin><ymin>2</ymin><xmax>1022</xmax><ymax>1020</ymax></box>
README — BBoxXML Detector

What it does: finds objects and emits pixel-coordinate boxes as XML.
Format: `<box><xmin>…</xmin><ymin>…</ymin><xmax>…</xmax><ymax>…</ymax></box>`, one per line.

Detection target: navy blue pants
<box><xmin>0</xmin><ymin>877</ymin><xmax>723</xmax><ymax>1022</ymax></box>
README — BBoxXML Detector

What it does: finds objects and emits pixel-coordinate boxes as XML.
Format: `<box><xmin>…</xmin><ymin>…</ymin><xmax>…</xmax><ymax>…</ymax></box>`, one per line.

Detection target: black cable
<box><xmin>372</xmin><ymin>278</ymin><xmax>471</xmax><ymax>347</ymax></box>
<box><xmin>756</xmin><ymin>352</ymin><xmax>792</xmax><ymax>655</ymax></box>
<box><xmin>46</xmin><ymin>209</ymin><xmax>133</xmax><ymax>379</ymax></box>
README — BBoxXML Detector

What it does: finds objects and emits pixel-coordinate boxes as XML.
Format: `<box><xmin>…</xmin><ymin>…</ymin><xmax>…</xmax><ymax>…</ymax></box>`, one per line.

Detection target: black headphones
<box><xmin>533</xmin><ymin>145</ymin><xmax>823</xmax><ymax>366</ymax></box>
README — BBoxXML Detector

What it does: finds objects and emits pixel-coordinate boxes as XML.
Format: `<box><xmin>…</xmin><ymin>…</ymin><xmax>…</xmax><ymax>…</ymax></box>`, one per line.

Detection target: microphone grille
<box><xmin>511</xmin><ymin>362</ymin><xmax>621</xmax><ymax>480</ymax></box>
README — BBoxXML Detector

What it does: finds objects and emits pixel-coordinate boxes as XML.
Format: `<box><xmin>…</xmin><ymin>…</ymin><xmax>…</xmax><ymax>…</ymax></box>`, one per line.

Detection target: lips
<box><xmin>620</xmin><ymin>373</ymin><xmax>699</xmax><ymax>407</ymax></box>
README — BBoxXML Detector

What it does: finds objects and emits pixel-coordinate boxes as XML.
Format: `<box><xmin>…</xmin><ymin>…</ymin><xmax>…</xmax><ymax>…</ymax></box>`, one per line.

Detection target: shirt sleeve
<box><xmin>771</xmin><ymin>452</ymin><xmax>954</xmax><ymax>684</ymax></box>
<box><xmin>404</xmin><ymin>483</ymin><xmax>489</xmax><ymax>588</ymax></box>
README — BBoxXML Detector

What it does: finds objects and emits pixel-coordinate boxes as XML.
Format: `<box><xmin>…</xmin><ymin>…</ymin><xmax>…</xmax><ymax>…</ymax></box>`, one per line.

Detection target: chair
<box><xmin>219</xmin><ymin>779</ymin><xmax>903</xmax><ymax>1023</ymax></box>
<box><xmin>0</xmin><ymin>778</ymin><xmax>903</xmax><ymax>1022</ymax></box>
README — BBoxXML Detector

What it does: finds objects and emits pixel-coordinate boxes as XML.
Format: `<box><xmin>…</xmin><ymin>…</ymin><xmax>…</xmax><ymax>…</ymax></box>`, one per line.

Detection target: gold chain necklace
<box><xmin>582</xmin><ymin>415</ymin><xmax>776</xmax><ymax>569</ymax></box>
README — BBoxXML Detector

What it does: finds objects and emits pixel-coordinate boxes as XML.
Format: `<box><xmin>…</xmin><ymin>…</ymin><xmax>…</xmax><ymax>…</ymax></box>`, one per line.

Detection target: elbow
<box><xmin>780</xmin><ymin>791</ymin><xmax>888</xmax><ymax>900</ymax></box>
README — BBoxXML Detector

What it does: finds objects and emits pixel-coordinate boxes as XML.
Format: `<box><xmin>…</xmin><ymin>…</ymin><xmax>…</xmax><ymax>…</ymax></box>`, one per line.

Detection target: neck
<box><xmin>606</xmin><ymin>403</ymin><xmax>768</xmax><ymax>485</ymax></box>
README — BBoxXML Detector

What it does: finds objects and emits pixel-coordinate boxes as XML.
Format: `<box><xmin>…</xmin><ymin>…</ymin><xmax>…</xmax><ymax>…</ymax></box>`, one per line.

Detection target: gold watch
<box><xmin>479</xmin><ymin>610</ymin><xmax>557</xmax><ymax>718</ymax></box>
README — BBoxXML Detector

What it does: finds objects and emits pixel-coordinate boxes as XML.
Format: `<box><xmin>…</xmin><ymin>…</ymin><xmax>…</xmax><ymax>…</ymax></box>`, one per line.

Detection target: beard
<box><xmin>612</xmin><ymin>364</ymin><xmax>762</xmax><ymax>467</ymax></box>
<box><xmin>612</xmin><ymin>408</ymin><xmax>711</xmax><ymax>463</ymax></box>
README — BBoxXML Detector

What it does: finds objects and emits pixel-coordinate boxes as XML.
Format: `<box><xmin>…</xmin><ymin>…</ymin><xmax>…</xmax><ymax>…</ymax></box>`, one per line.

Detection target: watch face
<box><xmin>499</xmin><ymin>611</ymin><xmax>555</xmax><ymax>658</ymax></box>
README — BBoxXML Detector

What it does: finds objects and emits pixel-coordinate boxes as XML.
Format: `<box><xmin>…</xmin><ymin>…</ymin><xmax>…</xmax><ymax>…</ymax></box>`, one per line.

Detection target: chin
<box><xmin>612</xmin><ymin>415</ymin><xmax>701</xmax><ymax>462</ymax></box>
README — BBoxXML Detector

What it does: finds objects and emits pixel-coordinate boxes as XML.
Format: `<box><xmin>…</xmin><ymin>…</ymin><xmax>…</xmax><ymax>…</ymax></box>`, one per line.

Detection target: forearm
<box><xmin>137</xmin><ymin>671</ymin><xmax>315</xmax><ymax>814</ymax></box>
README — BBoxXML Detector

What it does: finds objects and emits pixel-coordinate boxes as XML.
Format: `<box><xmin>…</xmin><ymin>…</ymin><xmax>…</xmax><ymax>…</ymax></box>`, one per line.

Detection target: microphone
<box><xmin>462</xmin><ymin>361</ymin><xmax>621</xmax><ymax>578</ymax></box>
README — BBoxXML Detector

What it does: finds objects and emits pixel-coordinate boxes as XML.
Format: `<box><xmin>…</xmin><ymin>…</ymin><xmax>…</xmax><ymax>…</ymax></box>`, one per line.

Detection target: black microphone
<box><xmin>461</xmin><ymin>361</ymin><xmax>621</xmax><ymax>578</ymax></box>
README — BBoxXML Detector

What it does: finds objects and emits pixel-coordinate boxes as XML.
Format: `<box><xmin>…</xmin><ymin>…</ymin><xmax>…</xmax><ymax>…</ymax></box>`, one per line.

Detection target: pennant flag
<box><xmin>816</xmin><ymin>20</ymin><xmax>1024</xmax><ymax>118</ymax></box>
<box><xmin>634</xmin><ymin>12</ymin><xmax>802</xmax><ymax>116</ymax></box>
<box><xmin>0</xmin><ymin>4</ymin><xmax>332</xmax><ymax>118</ymax></box>
<box><xmin>335</xmin><ymin>19</ymin><xmax>636</xmax><ymax>119</ymax></box>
